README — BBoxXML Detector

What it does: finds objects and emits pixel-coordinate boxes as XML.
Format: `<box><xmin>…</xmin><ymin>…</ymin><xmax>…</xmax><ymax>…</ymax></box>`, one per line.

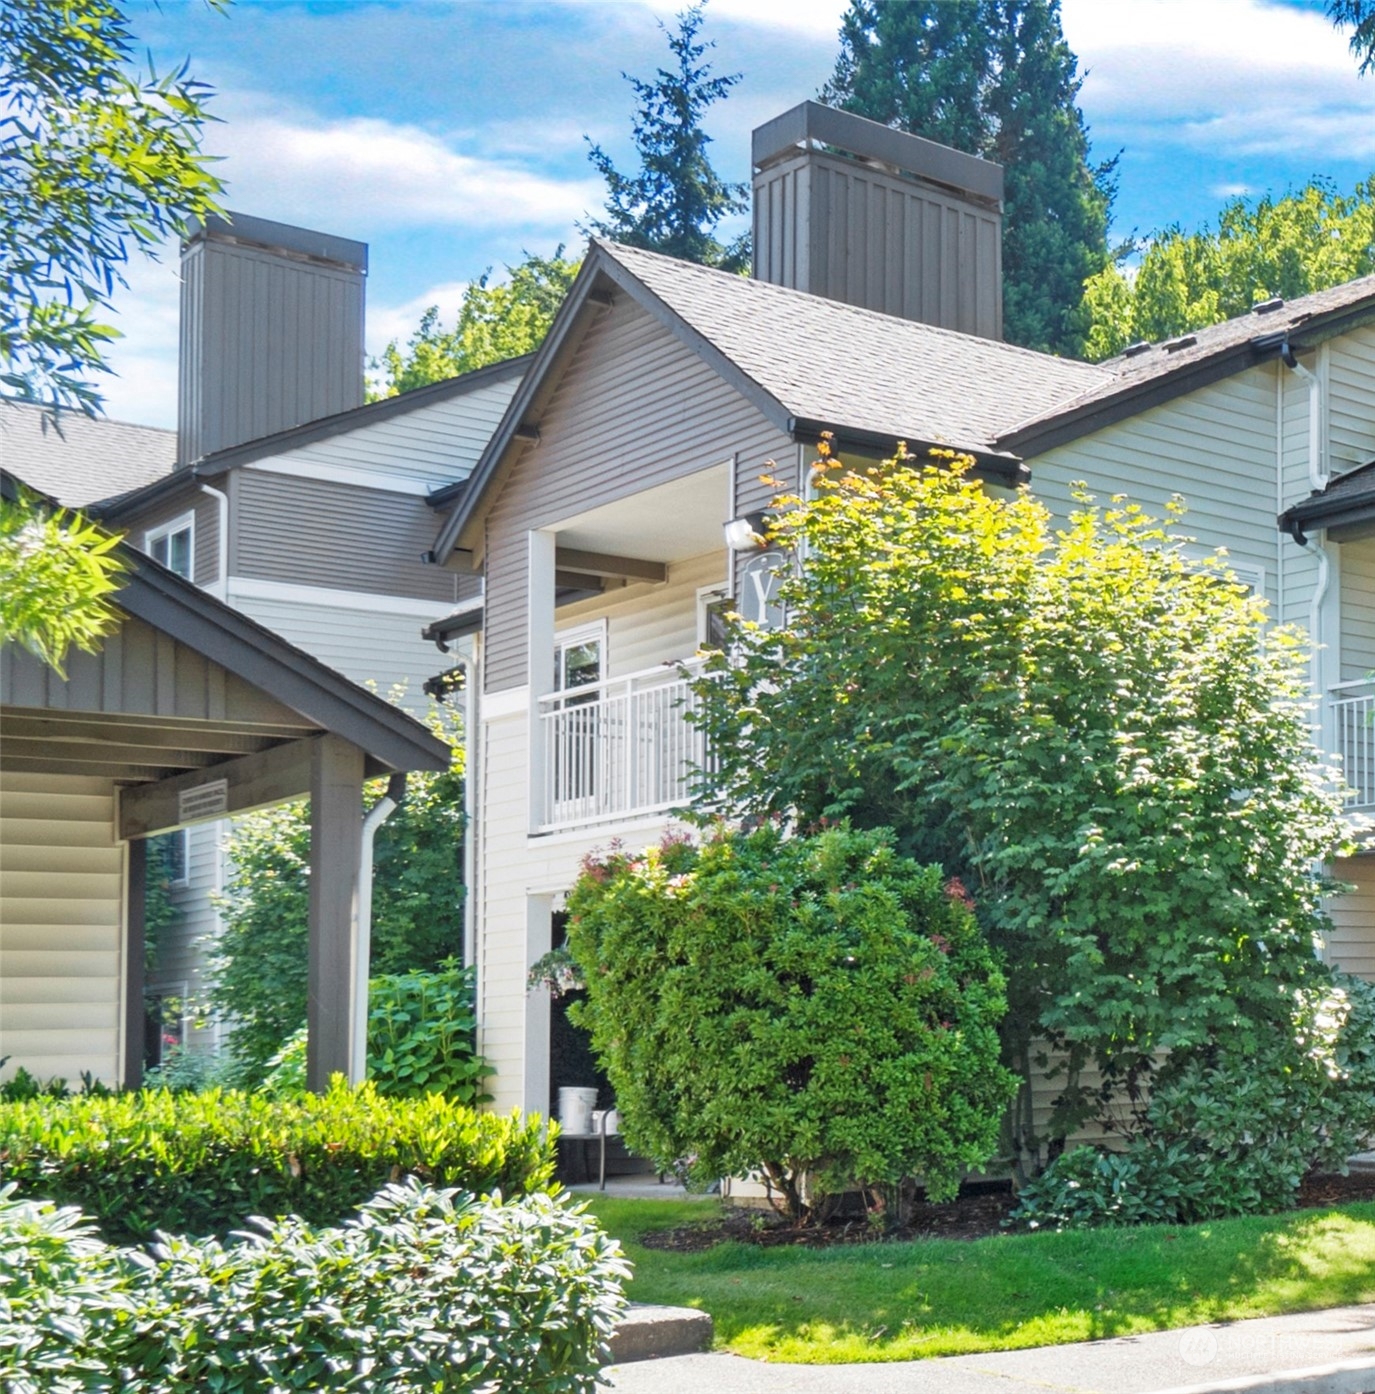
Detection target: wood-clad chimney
<box><xmin>177</xmin><ymin>213</ymin><xmax>367</xmax><ymax>466</ymax></box>
<box><xmin>752</xmin><ymin>101</ymin><xmax>1004</xmax><ymax>340</ymax></box>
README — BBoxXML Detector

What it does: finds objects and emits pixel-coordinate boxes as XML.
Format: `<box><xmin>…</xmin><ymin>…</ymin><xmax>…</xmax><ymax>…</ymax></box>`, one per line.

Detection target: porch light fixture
<box><xmin>723</xmin><ymin>511</ymin><xmax>770</xmax><ymax>552</ymax></box>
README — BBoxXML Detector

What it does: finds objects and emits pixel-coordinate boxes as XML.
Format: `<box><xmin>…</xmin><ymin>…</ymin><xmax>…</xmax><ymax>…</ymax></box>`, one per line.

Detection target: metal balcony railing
<box><xmin>1331</xmin><ymin>679</ymin><xmax>1375</xmax><ymax>810</ymax></box>
<box><xmin>535</xmin><ymin>661</ymin><xmax>706</xmax><ymax>832</ymax></box>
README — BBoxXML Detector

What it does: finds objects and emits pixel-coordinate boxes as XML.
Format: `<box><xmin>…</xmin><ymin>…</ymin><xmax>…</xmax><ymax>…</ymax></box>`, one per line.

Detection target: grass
<box><xmin>583</xmin><ymin>1194</ymin><xmax>1375</xmax><ymax>1364</ymax></box>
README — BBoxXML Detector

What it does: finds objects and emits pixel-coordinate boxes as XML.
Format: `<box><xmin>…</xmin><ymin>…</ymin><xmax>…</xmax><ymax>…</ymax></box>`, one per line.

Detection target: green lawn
<box><xmin>583</xmin><ymin>1194</ymin><xmax>1375</xmax><ymax>1364</ymax></box>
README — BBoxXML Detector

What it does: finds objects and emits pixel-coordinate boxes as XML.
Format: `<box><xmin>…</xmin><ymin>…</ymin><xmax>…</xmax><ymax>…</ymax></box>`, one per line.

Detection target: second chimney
<box><xmin>752</xmin><ymin>101</ymin><xmax>1003</xmax><ymax>340</ymax></box>
<box><xmin>178</xmin><ymin>212</ymin><xmax>367</xmax><ymax>466</ymax></box>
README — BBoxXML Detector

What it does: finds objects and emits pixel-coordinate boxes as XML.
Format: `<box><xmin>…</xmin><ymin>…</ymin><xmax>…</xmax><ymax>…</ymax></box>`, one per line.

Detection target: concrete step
<box><xmin>609</xmin><ymin>1303</ymin><xmax>714</xmax><ymax>1364</ymax></box>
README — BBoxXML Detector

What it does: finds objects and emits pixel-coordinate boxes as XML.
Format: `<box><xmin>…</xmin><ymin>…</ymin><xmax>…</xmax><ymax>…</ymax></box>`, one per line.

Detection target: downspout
<box><xmin>461</xmin><ymin>640</ymin><xmax>479</xmax><ymax>970</ymax></box>
<box><xmin>352</xmin><ymin>772</ymin><xmax>406</xmax><ymax>1084</ymax></box>
<box><xmin>1282</xmin><ymin>343</ymin><xmax>1330</xmax><ymax>699</ymax></box>
<box><xmin>199</xmin><ymin>481</ymin><xmax>230</xmax><ymax>597</ymax></box>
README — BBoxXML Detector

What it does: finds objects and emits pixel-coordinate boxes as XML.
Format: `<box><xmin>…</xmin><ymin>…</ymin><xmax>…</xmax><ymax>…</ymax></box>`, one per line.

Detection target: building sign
<box><xmin>178</xmin><ymin>778</ymin><xmax>229</xmax><ymax>824</ymax></box>
<box><xmin>737</xmin><ymin>551</ymin><xmax>787</xmax><ymax>630</ymax></box>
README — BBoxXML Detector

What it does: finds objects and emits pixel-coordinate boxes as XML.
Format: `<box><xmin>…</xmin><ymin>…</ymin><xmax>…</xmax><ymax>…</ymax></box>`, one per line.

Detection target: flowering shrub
<box><xmin>566</xmin><ymin>822</ymin><xmax>1016</xmax><ymax>1224</ymax></box>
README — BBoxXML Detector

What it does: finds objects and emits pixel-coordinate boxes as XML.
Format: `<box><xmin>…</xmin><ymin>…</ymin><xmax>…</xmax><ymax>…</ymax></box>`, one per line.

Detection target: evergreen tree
<box><xmin>583</xmin><ymin>3</ymin><xmax>748</xmax><ymax>272</ymax></box>
<box><xmin>822</xmin><ymin>0</ymin><xmax>1113</xmax><ymax>357</ymax></box>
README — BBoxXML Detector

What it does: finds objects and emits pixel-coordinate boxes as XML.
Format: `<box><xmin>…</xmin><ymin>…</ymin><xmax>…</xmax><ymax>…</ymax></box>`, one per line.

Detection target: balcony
<box><xmin>535</xmin><ymin>661</ymin><xmax>707</xmax><ymax>833</ymax></box>
<box><xmin>1332</xmin><ymin>680</ymin><xmax>1375</xmax><ymax>811</ymax></box>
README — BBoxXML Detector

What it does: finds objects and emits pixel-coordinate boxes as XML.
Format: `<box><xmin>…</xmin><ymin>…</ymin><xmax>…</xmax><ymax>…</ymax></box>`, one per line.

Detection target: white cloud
<box><xmin>590</xmin><ymin>0</ymin><xmax>845</xmax><ymax>39</ymax></box>
<box><xmin>204</xmin><ymin>94</ymin><xmax>606</xmax><ymax>236</ymax></box>
<box><xmin>367</xmin><ymin>280</ymin><xmax>472</xmax><ymax>359</ymax></box>
<box><xmin>1210</xmin><ymin>183</ymin><xmax>1255</xmax><ymax>199</ymax></box>
<box><xmin>1062</xmin><ymin>0</ymin><xmax>1368</xmax><ymax>156</ymax></box>
<box><xmin>100</xmin><ymin>245</ymin><xmax>183</xmax><ymax>428</ymax></box>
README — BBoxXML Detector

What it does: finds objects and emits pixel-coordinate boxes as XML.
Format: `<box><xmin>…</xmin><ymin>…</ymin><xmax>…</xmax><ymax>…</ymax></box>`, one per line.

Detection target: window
<box><xmin>151</xmin><ymin>828</ymin><xmax>190</xmax><ymax>888</ymax></box>
<box><xmin>145</xmin><ymin>513</ymin><xmax>194</xmax><ymax>580</ymax></box>
<box><xmin>550</xmin><ymin>623</ymin><xmax>606</xmax><ymax>813</ymax></box>
<box><xmin>697</xmin><ymin>586</ymin><xmax>732</xmax><ymax>651</ymax></box>
<box><xmin>554</xmin><ymin>624</ymin><xmax>604</xmax><ymax>693</ymax></box>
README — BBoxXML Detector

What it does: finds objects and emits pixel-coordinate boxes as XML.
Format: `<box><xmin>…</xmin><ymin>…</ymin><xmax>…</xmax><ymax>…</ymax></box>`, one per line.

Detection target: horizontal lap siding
<box><xmin>233</xmin><ymin>472</ymin><xmax>458</xmax><ymax>602</ymax></box>
<box><xmin>1329</xmin><ymin>326</ymin><xmax>1375</xmax><ymax>473</ymax></box>
<box><xmin>147</xmin><ymin>821</ymin><xmax>224</xmax><ymax>1033</ymax></box>
<box><xmin>482</xmin><ymin>301</ymin><xmax>793</xmax><ymax>692</ymax></box>
<box><xmin>1328</xmin><ymin>857</ymin><xmax>1375</xmax><ymax>981</ymax></box>
<box><xmin>230</xmin><ymin>591</ymin><xmax>449</xmax><ymax>717</ymax></box>
<box><xmin>1340</xmin><ymin>540</ymin><xmax>1375</xmax><ymax>681</ymax></box>
<box><xmin>120</xmin><ymin>486</ymin><xmax>222</xmax><ymax>589</ymax></box>
<box><xmin>1035</xmin><ymin>367</ymin><xmax>1281</xmax><ymax>608</ymax></box>
<box><xmin>275</xmin><ymin>377</ymin><xmax>517</xmax><ymax>487</ymax></box>
<box><xmin>0</xmin><ymin>772</ymin><xmax>123</xmax><ymax>1085</ymax></box>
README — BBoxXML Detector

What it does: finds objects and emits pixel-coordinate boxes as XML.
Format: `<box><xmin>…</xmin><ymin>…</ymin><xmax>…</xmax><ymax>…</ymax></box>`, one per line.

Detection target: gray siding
<box><xmin>179</xmin><ymin>234</ymin><xmax>364</xmax><ymax>465</ymax></box>
<box><xmin>232</xmin><ymin>471</ymin><xmax>458</xmax><ymax>602</ymax></box>
<box><xmin>481</xmin><ymin>299</ymin><xmax>794</xmax><ymax>693</ymax></box>
<box><xmin>1329</xmin><ymin>325</ymin><xmax>1375</xmax><ymax>472</ymax></box>
<box><xmin>1</xmin><ymin>613</ymin><xmax>306</xmax><ymax>728</ymax></box>
<box><xmin>753</xmin><ymin>150</ymin><xmax>1002</xmax><ymax>339</ymax></box>
<box><xmin>118</xmin><ymin>483</ymin><xmax>221</xmax><ymax>589</ymax></box>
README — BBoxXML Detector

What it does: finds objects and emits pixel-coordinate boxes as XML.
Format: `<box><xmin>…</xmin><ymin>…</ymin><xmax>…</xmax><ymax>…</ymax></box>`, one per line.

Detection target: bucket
<box><xmin>558</xmin><ymin>1086</ymin><xmax>599</xmax><ymax>1135</ymax></box>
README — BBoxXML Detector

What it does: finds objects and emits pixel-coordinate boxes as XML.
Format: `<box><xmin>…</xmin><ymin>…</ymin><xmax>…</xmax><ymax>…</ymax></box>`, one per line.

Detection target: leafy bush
<box><xmin>1011</xmin><ymin>974</ymin><xmax>1375</xmax><ymax>1229</ymax></box>
<box><xmin>138</xmin><ymin>1181</ymin><xmax>627</xmax><ymax>1393</ymax></box>
<box><xmin>566</xmin><ymin>823</ymin><xmax>1016</xmax><ymax>1223</ymax></box>
<box><xmin>0</xmin><ymin>1181</ymin><xmax>627</xmax><ymax>1394</ymax></box>
<box><xmin>0</xmin><ymin>1184</ymin><xmax>138</xmax><ymax>1394</ymax></box>
<box><xmin>0</xmin><ymin>1080</ymin><xmax>554</xmax><ymax>1244</ymax></box>
<box><xmin>691</xmin><ymin>446</ymin><xmax>1349</xmax><ymax>1174</ymax></box>
<box><xmin>209</xmin><ymin>708</ymin><xmax>466</xmax><ymax>1084</ymax></box>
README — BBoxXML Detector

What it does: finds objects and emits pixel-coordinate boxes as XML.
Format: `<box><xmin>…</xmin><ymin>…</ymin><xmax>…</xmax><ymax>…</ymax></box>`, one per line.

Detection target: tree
<box><xmin>822</xmin><ymin>0</ymin><xmax>1113</xmax><ymax>357</ymax></box>
<box><xmin>1329</xmin><ymin>0</ymin><xmax>1375</xmax><ymax>74</ymax></box>
<box><xmin>1</xmin><ymin>0</ymin><xmax>224</xmax><ymax>413</ymax></box>
<box><xmin>583</xmin><ymin>3</ymin><xmax>748</xmax><ymax>272</ymax></box>
<box><xmin>1080</xmin><ymin>178</ymin><xmax>1375</xmax><ymax>360</ymax></box>
<box><xmin>690</xmin><ymin>444</ymin><xmax>1348</xmax><ymax>1176</ymax></box>
<box><xmin>0</xmin><ymin>487</ymin><xmax>123</xmax><ymax>675</ymax></box>
<box><xmin>209</xmin><ymin>710</ymin><xmax>466</xmax><ymax>1082</ymax></box>
<box><xmin>566</xmin><ymin>824</ymin><xmax>1015</xmax><ymax>1224</ymax></box>
<box><xmin>371</xmin><ymin>248</ymin><xmax>581</xmax><ymax>398</ymax></box>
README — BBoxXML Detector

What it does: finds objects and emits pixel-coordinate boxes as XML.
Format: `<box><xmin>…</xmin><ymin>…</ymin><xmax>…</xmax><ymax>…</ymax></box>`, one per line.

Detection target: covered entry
<box><xmin>0</xmin><ymin>532</ymin><xmax>449</xmax><ymax>1090</ymax></box>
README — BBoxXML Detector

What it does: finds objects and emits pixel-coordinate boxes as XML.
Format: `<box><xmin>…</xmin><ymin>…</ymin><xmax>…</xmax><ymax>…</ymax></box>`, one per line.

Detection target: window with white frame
<box><xmin>697</xmin><ymin>584</ymin><xmax>732</xmax><ymax>651</ymax></box>
<box><xmin>145</xmin><ymin>512</ymin><xmax>194</xmax><ymax>580</ymax></box>
<box><xmin>549</xmin><ymin>622</ymin><xmax>606</xmax><ymax>813</ymax></box>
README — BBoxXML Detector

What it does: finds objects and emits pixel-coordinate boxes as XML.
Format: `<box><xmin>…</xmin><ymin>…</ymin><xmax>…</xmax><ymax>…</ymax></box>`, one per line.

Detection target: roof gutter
<box><xmin>787</xmin><ymin>417</ymin><xmax>1030</xmax><ymax>486</ymax></box>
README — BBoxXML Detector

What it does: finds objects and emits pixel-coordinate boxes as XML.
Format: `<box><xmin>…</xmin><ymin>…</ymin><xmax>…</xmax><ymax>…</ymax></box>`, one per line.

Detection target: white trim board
<box><xmin>242</xmin><ymin>458</ymin><xmax>459</xmax><ymax>499</ymax></box>
<box><xmin>228</xmin><ymin>576</ymin><xmax>456</xmax><ymax>616</ymax></box>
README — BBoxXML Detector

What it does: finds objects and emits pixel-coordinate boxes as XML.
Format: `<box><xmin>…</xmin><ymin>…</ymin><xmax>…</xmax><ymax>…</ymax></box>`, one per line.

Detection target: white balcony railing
<box><xmin>535</xmin><ymin>661</ymin><xmax>707</xmax><ymax>832</ymax></box>
<box><xmin>1332</xmin><ymin>680</ymin><xmax>1375</xmax><ymax>810</ymax></box>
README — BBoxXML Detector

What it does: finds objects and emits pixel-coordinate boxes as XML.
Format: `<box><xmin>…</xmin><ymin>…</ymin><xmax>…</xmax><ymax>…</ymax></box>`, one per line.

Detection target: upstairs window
<box><xmin>145</xmin><ymin>513</ymin><xmax>194</xmax><ymax>580</ymax></box>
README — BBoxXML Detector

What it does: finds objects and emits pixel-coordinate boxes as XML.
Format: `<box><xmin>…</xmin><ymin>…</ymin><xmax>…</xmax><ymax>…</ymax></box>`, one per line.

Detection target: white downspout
<box><xmin>352</xmin><ymin>772</ymin><xmax>405</xmax><ymax>1084</ymax></box>
<box><xmin>199</xmin><ymin>481</ymin><xmax>229</xmax><ymax>599</ymax></box>
<box><xmin>1282</xmin><ymin>343</ymin><xmax>1331</xmax><ymax>699</ymax></box>
<box><xmin>460</xmin><ymin>638</ymin><xmax>479</xmax><ymax>970</ymax></box>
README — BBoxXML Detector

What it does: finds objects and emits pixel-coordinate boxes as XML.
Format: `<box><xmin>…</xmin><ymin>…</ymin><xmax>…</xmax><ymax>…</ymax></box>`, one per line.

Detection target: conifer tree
<box><xmin>584</xmin><ymin>3</ymin><xmax>748</xmax><ymax>272</ymax></box>
<box><xmin>822</xmin><ymin>0</ymin><xmax>1113</xmax><ymax>356</ymax></box>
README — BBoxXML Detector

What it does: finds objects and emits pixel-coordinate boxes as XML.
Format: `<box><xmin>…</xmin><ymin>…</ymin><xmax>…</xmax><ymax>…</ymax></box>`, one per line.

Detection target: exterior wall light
<box><xmin>723</xmin><ymin>511</ymin><xmax>770</xmax><ymax>552</ymax></box>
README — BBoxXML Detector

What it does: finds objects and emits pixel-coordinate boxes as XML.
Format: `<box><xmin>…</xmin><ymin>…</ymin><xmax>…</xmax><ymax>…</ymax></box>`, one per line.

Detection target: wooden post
<box><xmin>307</xmin><ymin>734</ymin><xmax>364</xmax><ymax>1093</ymax></box>
<box><xmin>123</xmin><ymin>837</ymin><xmax>147</xmax><ymax>1090</ymax></box>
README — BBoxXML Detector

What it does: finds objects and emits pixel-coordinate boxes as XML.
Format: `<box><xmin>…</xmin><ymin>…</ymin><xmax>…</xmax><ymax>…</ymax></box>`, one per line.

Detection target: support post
<box><xmin>123</xmin><ymin>837</ymin><xmax>147</xmax><ymax>1090</ymax></box>
<box><xmin>307</xmin><ymin>734</ymin><xmax>364</xmax><ymax>1093</ymax></box>
<box><xmin>524</xmin><ymin>894</ymin><xmax>554</xmax><ymax>1117</ymax></box>
<box><xmin>527</xmin><ymin>529</ymin><xmax>557</xmax><ymax>832</ymax></box>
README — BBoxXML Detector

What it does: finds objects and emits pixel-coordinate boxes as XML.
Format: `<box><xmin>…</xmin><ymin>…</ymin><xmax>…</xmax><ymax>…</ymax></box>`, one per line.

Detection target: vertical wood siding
<box><xmin>0</xmin><ymin>772</ymin><xmax>124</xmax><ymax>1085</ymax></box>
<box><xmin>232</xmin><ymin>472</ymin><xmax>458</xmax><ymax>602</ymax></box>
<box><xmin>482</xmin><ymin>300</ymin><xmax>793</xmax><ymax>693</ymax></box>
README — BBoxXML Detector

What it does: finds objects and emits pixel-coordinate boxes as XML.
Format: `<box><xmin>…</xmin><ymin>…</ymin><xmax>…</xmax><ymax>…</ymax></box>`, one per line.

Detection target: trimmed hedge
<box><xmin>0</xmin><ymin>1080</ymin><xmax>554</xmax><ymax>1243</ymax></box>
<box><xmin>0</xmin><ymin>1180</ymin><xmax>629</xmax><ymax>1394</ymax></box>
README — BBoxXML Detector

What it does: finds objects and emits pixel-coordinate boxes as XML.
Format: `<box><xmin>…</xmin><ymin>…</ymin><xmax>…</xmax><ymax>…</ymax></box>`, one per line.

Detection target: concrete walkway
<box><xmin>602</xmin><ymin>1302</ymin><xmax>1375</xmax><ymax>1393</ymax></box>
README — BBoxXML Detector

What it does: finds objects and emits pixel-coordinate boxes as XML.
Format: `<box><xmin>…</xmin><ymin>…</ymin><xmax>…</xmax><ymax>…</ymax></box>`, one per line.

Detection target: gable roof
<box><xmin>1001</xmin><ymin>275</ymin><xmax>1375</xmax><ymax>454</ymax></box>
<box><xmin>432</xmin><ymin>240</ymin><xmax>1109</xmax><ymax>561</ymax></box>
<box><xmin>1</xmin><ymin>468</ymin><xmax>449</xmax><ymax>777</ymax></box>
<box><xmin>0</xmin><ymin>401</ymin><xmax>175</xmax><ymax>507</ymax></box>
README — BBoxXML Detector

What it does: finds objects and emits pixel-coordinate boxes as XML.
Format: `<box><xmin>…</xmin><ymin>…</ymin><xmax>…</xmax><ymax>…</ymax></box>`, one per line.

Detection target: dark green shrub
<box><xmin>135</xmin><ymin>1181</ymin><xmax>628</xmax><ymax>1393</ymax></box>
<box><xmin>0</xmin><ymin>1184</ymin><xmax>138</xmax><ymax>1394</ymax></box>
<box><xmin>566</xmin><ymin>823</ymin><xmax>1016</xmax><ymax>1223</ymax></box>
<box><xmin>0</xmin><ymin>1080</ymin><xmax>554</xmax><ymax>1244</ymax></box>
<box><xmin>1011</xmin><ymin>974</ymin><xmax>1375</xmax><ymax>1229</ymax></box>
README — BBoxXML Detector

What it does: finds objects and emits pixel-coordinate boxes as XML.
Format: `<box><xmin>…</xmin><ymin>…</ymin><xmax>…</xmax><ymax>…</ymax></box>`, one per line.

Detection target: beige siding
<box><xmin>265</xmin><ymin>376</ymin><xmax>517</xmax><ymax>489</ymax></box>
<box><xmin>1328</xmin><ymin>857</ymin><xmax>1375</xmax><ymax>981</ymax></box>
<box><xmin>233</xmin><ymin>471</ymin><xmax>458</xmax><ymax>602</ymax></box>
<box><xmin>0</xmin><ymin>772</ymin><xmax>124</xmax><ymax>1085</ymax></box>
<box><xmin>481</xmin><ymin>299</ymin><xmax>794</xmax><ymax>692</ymax></box>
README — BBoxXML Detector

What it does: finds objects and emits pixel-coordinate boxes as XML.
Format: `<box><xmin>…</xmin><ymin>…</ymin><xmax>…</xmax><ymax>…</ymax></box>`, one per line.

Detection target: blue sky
<box><xmin>105</xmin><ymin>0</ymin><xmax>1375</xmax><ymax>426</ymax></box>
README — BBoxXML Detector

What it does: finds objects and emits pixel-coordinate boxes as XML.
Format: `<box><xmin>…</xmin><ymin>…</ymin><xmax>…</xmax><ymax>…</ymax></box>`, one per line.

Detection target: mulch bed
<box><xmin>638</xmin><ymin>1169</ymin><xmax>1375</xmax><ymax>1253</ymax></box>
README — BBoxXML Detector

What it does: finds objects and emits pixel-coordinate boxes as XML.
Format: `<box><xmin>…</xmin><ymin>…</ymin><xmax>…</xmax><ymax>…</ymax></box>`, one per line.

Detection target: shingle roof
<box><xmin>0</xmin><ymin>401</ymin><xmax>175</xmax><ymax>506</ymax></box>
<box><xmin>602</xmin><ymin>241</ymin><xmax>1112</xmax><ymax>456</ymax></box>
